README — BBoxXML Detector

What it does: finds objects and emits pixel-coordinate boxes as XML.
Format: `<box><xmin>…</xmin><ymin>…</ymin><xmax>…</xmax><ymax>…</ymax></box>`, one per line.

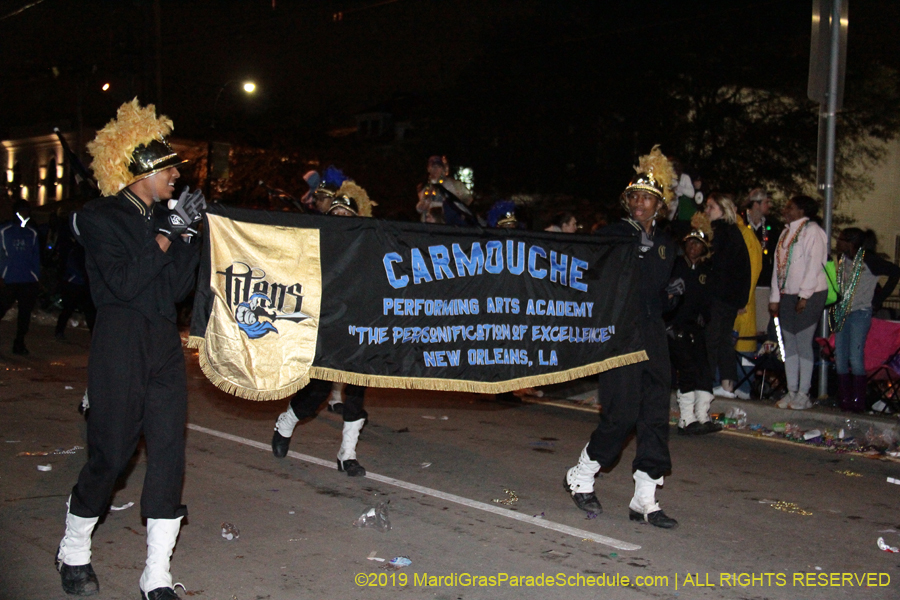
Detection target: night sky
<box><xmin>1</xmin><ymin>0</ymin><xmax>898</xmax><ymax>214</ymax></box>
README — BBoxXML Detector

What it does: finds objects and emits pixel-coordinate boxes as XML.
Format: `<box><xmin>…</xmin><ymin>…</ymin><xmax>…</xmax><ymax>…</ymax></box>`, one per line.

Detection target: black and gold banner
<box><xmin>189</xmin><ymin>206</ymin><xmax>646</xmax><ymax>400</ymax></box>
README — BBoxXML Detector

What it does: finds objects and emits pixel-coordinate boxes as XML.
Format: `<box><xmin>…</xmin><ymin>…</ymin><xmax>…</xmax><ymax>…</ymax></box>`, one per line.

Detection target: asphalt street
<box><xmin>2</xmin><ymin>318</ymin><xmax>900</xmax><ymax>600</ymax></box>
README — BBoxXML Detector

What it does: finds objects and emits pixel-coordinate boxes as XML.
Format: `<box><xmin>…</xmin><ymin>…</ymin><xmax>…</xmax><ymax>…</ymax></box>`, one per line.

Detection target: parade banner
<box><xmin>189</xmin><ymin>205</ymin><xmax>646</xmax><ymax>400</ymax></box>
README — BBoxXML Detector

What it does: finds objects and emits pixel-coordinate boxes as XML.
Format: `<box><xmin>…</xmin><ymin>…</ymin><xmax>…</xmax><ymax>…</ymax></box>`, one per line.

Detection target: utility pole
<box><xmin>808</xmin><ymin>0</ymin><xmax>848</xmax><ymax>398</ymax></box>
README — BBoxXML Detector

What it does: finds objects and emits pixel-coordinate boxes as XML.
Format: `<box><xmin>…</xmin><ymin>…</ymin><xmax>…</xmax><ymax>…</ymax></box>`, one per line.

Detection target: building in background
<box><xmin>844</xmin><ymin>137</ymin><xmax>900</xmax><ymax>264</ymax></box>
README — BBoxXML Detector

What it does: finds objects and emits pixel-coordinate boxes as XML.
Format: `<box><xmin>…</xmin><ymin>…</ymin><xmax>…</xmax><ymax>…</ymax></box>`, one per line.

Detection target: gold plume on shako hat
<box><xmin>87</xmin><ymin>98</ymin><xmax>188</xmax><ymax>196</ymax></box>
<box><xmin>328</xmin><ymin>180</ymin><xmax>377</xmax><ymax>217</ymax></box>
<box><xmin>623</xmin><ymin>144</ymin><xmax>676</xmax><ymax>204</ymax></box>
<box><xmin>685</xmin><ymin>212</ymin><xmax>714</xmax><ymax>248</ymax></box>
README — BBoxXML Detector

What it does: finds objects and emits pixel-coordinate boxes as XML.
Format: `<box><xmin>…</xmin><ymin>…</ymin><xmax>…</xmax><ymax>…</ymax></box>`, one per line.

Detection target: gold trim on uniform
<box><xmin>121</xmin><ymin>189</ymin><xmax>150</xmax><ymax>217</ymax></box>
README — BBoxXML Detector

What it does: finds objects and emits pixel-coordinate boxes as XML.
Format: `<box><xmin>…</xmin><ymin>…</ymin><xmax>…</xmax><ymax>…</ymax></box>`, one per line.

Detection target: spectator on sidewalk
<box><xmin>770</xmin><ymin>196</ymin><xmax>828</xmax><ymax>410</ymax></box>
<box><xmin>742</xmin><ymin>188</ymin><xmax>782</xmax><ymax>287</ymax></box>
<box><xmin>670</xmin><ymin>158</ymin><xmax>697</xmax><ymax>223</ymax></box>
<box><xmin>703</xmin><ymin>193</ymin><xmax>751</xmax><ymax>398</ymax></box>
<box><xmin>544</xmin><ymin>211</ymin><xmax>578</xmax><ymax>233</ymax></box>
<box><xmin>831</xmin><ymin>227</ymin><xmax>900</xmax><ymax>412</ymax></box>
<box><xmin>732</xmin><ymin>211</ymin><xmax>763</xmax><ymax>398</ymax></box>
<box><xmin>0</xmin><ymin>200</ymin><xmax>41</xmax><ymax>355</ymax></box>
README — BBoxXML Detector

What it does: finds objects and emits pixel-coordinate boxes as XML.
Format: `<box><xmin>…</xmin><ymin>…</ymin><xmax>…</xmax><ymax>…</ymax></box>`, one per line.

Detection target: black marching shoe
<box><xmin>677</xmin><ymin>421</ymin><xmax>704</xmax><ymax>436</ymax></box>
<box><xmin>56</xmin><ymin>554</ymin><xmax>99</xmax><ymax>596</ymax></box>
<box><xmin>271</xmin><ymin>431</ymin><xmax>291</xmax><ymax>458</ymax></box>
<box><xmin>327</xmin><ymin>402</ymin><xmax>344</xmax><ymax>414</ymax></box>
<box><xmin>697</xmin><ymin>420</ymin><xmax>723</xmax><ymax>435</ymax></box>
<box><xmin>629</xmin><ymin>509</ymin><xmax>678</xmax><ymax>529</ymax></box>
<box><xmin>563</xmin><ymin>477</ymin><xmax>603</xmax><ymax>513</ymax></box>
<box><xmin>141</xmin><ymin>586</ymin><xmax>180</xmax><ymax>600</ymax></box>
<box><xmin>337</xmin><ymin>458</ymin><xmax>366</xmax><ymax>476</ymax></box>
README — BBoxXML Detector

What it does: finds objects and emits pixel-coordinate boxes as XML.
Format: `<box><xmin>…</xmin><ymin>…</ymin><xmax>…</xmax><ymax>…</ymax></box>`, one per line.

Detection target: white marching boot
<box><xmin>694</xmin><ymin>390</ymin><xmax>722</xmax><ymax>434</ymax></box>
<box><xmin>57</xmin><ymin>502</ymin><xmax>100</xmax><ymax>596</ymax></box>
<box><xmin>271</xmin><ymin>406</ymin><xmax>300</xmax><ymax>458</ymax></box>
<box><xmin>628</xmin><ymin>470</ymin><xmax>677</xmax><ymax>528</ymax></box>
<box><xmin>139</xmin><ymin>517</ymin><xmax>183</xmax><ymax>600</ymax></box>
<box><xmin>337</xmin><ymin>418</ymin><xmax>366</xmax><ymax>476</ymax></box>
<box><xmin>676</xmin><ymin>391</ymin><xmax>700</xmax><ymax>435</ymax></box>
<box><xmin>563</xmin><ymin>444</ymin><xmax>602</xmax><ymax>513</ymax></box>
<box><xmin>327</xmin><ymin>382</ymin><xmax>346</xmax><ymax>414</ymax></box>
<box><xmin>274</xmin><ymin>407</ymin><xmax>299</xmax><ymax>437</ymax></box>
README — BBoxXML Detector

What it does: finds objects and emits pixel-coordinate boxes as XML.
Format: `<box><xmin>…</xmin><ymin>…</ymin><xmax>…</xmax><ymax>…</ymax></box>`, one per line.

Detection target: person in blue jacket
<box><xmin>0</xmin><ymin>199</ymin><xmax>42</xmax><ymax>355</ymax></box>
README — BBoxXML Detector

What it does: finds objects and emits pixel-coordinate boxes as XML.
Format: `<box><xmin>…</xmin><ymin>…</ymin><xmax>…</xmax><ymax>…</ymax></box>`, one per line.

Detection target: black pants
<box><xmin>706</xmin><ymin>299</ymin><xmax>739</xmax><ymax>384</ymax></box>
<box><xmin>290</xmin><ymin>379</ymin><xmax>367</xmax><ymax>422</ymax></box>
<box><xmin>587</xmin><ymin>319</ymin><xmax>672</xmax><ymax>480</ymax></box>
<box><xmin>668</xmin><ymin>324</ymin><xmax>712</xmax><ymax>393</ymax></box>
<box><xmin>0</xmin><ymin>281</ymin><xmax>39</xmax><ymax>346</ymax></box>
<box><xmin>70</xmin><ymin>306</ymin><xmax>188</xmax><ymax>520</ymax></box>
<box><xmin>56</xmin><ymin>282</ymin><xmax>97</xmax><ymax>335</ymax></box>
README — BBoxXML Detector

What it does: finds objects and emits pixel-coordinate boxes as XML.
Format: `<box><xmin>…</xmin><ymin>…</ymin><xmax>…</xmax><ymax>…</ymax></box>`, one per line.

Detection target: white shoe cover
<box><xmin>565</xmin><ymin>444</ymin><xmax>600</xmax><ymax>494</ymax></box>
<box><xmin>629</xmin><ymin>470</ymin><xmax>663</xmax><ymax>515</ymax></box>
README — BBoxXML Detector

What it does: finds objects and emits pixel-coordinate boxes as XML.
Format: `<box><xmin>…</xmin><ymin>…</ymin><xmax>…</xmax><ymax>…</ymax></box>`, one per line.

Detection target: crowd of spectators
<box><xmin>4</xmin><ymin>155</ymin><xmax>900</xmax><ymax>418</ymax></box>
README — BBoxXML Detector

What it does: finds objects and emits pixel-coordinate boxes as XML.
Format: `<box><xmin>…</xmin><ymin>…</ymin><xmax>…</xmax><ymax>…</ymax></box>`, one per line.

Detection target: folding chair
<box><xmin>827</xmin><ymin>318</ymin><xmax>900</xmax><ymax>413</ymax></box>
<box><xmin>868</xmin><ymin>348</ymin><xmax>900</xmax><ymax>413</ymax></box>
<box><xmin>864</xmin><ymin>319</ymin><xmax>900</xmax><ymax>413</ymax></box>
<box><xmin>734</xmin><ymin>334</ymin><xmax>785</xmax><ymax>400</ymax></box>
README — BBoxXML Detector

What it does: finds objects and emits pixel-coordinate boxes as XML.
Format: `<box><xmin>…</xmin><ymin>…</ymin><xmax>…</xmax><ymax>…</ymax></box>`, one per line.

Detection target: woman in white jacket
<box><xmin>768</xmin><ymin>196</ymin><xmax>829</xmax><ymax>410</ymax></box>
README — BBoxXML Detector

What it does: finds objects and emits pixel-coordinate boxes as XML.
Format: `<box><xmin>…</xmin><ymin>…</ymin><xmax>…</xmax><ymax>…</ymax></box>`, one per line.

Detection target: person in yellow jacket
<box><xmin>732</xmin><ymin>213</ymin><xmax>763</xmax><ymax>397</ymax></box>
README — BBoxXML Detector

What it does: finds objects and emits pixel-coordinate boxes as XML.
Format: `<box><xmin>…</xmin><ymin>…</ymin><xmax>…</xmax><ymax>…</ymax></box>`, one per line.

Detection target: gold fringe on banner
<box><xmin>192</xmin><ymin>337</ymin><xmax>311</xmax><ymax>401</ymax></box>
<box><xmin>187</xmin><ymin>336</ymin><xmax>647</xmax><ymax>400</ymax></box>
<box><xmin>308</xmin><ymin>350</ymin><xmax>648</xmax><ymax>395</ymax></box>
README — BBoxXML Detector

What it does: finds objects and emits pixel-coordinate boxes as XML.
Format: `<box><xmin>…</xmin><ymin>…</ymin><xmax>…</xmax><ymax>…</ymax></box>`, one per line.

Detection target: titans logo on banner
<box><xmin>217</xmin><ymin>262</ymin><xmax>310</xmax><ymax>339</ymax></box>
<box><xmin>197</xmin><ymin>214</ymin><xmax>322</xmax><ymax>400</ymax></box>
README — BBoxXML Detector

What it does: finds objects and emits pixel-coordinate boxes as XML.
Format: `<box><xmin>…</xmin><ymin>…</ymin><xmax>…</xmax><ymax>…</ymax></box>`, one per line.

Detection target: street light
<box><xmin>207</xmin><ymin>79</ymin><xmax>257</xmax><ymax>198</ymax></box>
<box><xmin>210</xmin><ymin>79</ymin><xmax>257</xmax><ymax>129</ymax></box>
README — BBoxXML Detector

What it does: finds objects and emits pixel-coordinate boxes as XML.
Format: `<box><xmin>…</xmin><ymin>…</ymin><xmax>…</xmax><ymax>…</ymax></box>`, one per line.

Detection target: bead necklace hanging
<box><xmin>830</xmin><ymin>248</ymin><xmax>866</xmax><ymax>332</ymax></box>
<box><xmin>776</xmin><ymin>220</ymin><xmax>808</xmax><ymax>292</ymax></box>
<box><xmin>746</xmin><ymin>212</ymin><xmax>771</xmax><ymax>255</ymax></box>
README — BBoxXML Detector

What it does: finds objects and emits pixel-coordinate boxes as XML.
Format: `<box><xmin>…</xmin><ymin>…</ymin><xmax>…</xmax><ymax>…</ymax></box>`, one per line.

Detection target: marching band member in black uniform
<box><xmin>564</xmin><ymin>146</ymin><xmax>680</xmax><ymax>529</ymax></box>
<box><xmin>271</xmin><ymin>180</ymin><xmax>375</xmax><ymax>477</ymax></box>
<box><xmin>56</xmin><ymin>99</ymin><xmax>204</xmax><ymax>600</ymax></box>
<box><xmin>666</xmin><ymin>213</ymin><xmax>721</xmax><ymax>435</ymax></box>
<box><xmin>298</xmin><ymin>166</ymin><xmax>350</xmax><ymax>413</ymax></box>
